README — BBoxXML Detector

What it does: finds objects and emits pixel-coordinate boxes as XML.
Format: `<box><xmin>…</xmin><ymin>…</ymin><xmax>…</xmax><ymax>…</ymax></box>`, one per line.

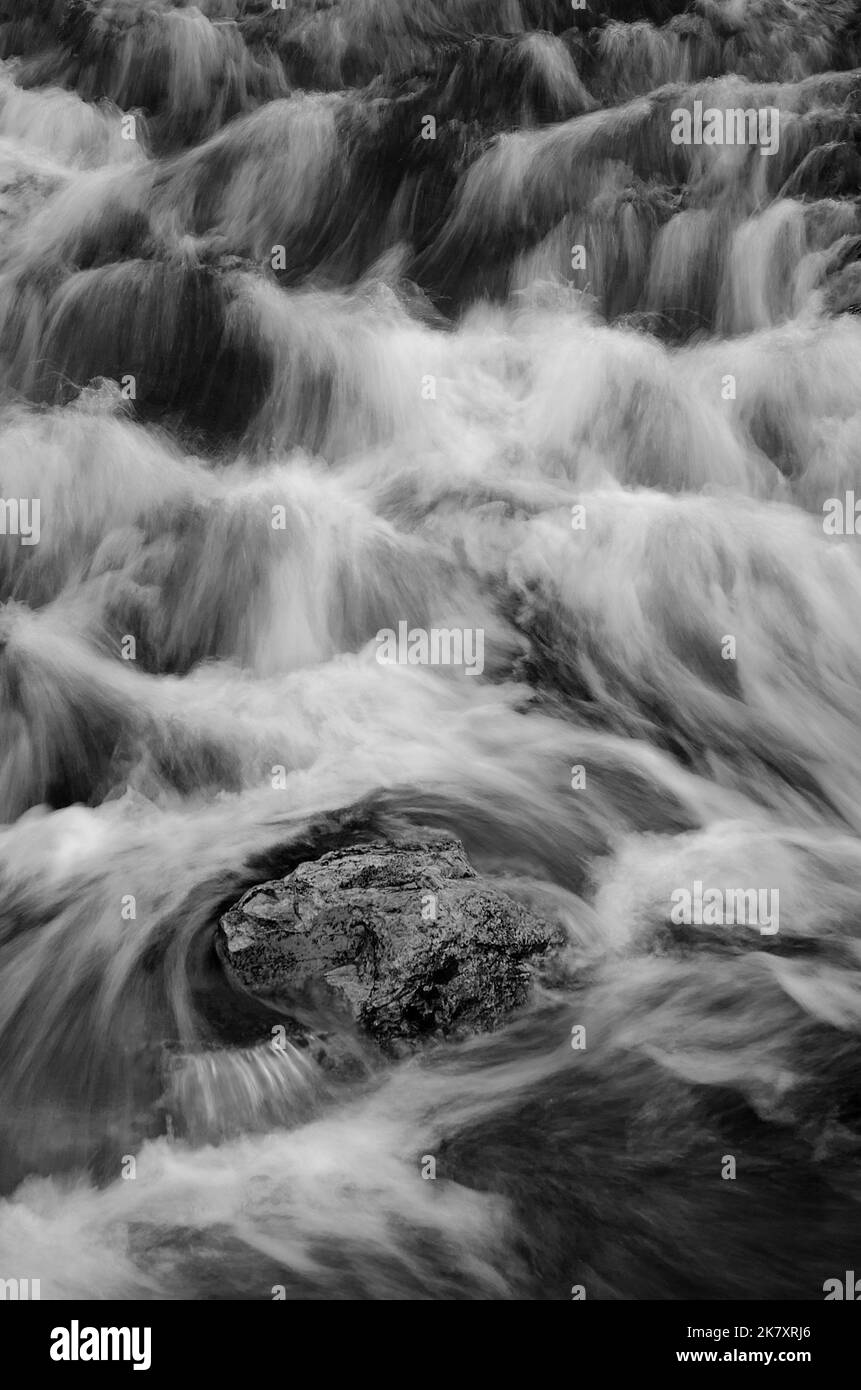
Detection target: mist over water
<box><xmin>0</xmin><ymin>0</ymin><xmax>860</xmax><ymax>1300</ymax></box>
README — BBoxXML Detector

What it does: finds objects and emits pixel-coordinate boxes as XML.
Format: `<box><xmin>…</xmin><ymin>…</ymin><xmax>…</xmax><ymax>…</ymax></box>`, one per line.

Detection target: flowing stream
<box><xmin>0</xmin><ymin>0</ymin><xmax>860</xmax><ymax>1299</ymax></box>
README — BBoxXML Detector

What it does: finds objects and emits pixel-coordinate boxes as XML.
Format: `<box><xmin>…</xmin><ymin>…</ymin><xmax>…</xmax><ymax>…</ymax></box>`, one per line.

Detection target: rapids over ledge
<box><xmin>0</xmin><ymin>0</ymin><xmax>860</xmax><ymax>1300</ymax></box>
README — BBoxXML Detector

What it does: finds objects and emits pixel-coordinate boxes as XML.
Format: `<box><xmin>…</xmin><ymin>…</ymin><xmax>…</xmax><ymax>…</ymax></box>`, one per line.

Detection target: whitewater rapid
<box><xmin>0</xmin><ymin>0</ymin><xmax>860</xmax><ymax>1299</ymax></box>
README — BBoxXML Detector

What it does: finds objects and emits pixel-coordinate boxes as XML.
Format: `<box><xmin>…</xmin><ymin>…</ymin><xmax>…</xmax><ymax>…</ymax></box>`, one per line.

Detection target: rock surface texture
<box><xmin>217</xmin><ymin>836</ymin><xmax>562</xmax><ymax>1047</ymax></box>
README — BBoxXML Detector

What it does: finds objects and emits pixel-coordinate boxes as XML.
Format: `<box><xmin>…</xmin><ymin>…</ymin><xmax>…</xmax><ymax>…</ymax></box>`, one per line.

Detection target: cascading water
<box><xmin>0</xmin><ymin>0</ymin><xmax>860</xmax><ymax>1301</ymax></box>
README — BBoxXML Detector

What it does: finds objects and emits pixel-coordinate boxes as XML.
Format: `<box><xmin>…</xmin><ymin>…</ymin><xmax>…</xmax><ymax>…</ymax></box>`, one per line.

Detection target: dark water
<box><xmin>0</xmin><ymin>0</ymin><xmax>860</xmax><ymax>1299</ymax></box>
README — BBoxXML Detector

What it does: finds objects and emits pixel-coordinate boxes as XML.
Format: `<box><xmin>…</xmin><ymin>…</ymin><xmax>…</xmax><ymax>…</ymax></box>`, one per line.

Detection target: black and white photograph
<box><xmin>0</xmin><ymin>0</ymin><xmax>860</xmax><ymax>1342</ymax></box>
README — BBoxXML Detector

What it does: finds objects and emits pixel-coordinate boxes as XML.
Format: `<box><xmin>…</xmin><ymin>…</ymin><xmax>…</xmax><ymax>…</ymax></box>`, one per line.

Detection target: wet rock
<box><xmin>216</xmin><ymin>835</ymin><xmax>563</xmax><ymax>1048</ymax></box>
<box><xmin>821</xmin><ymin>234</ymin><xmax>861</xmax><ymax>317</ymax></box>
<box><xmin>825</xmin><ymin>262</ymin><xmax>861</xmax><ymax>317</ymax></box>
<box><xmin>779</xmin><ymin>142</ymin><xmax>861</xmax><ymax>201</ymax></box>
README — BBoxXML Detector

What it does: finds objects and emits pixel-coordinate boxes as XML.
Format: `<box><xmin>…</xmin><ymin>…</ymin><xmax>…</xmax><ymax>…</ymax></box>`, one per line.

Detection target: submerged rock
<box><xmin>216</xmin><ymin>835</ymin><xmax>562</xmax><ymax>1048</ymax></box>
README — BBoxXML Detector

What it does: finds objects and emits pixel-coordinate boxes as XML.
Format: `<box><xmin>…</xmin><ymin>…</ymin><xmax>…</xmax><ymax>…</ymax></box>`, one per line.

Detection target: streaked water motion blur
<box><xmin>0</xmin><ymin>0</ymin><xmax>860</xmax><ymax>1300</ymax></box>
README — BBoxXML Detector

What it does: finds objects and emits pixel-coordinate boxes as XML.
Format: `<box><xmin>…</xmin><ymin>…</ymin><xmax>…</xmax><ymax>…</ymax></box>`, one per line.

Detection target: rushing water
<box><xmin>0</xmin><ymin>0</ymin><xmax>860</xmax><ymax>1300</ymax></box>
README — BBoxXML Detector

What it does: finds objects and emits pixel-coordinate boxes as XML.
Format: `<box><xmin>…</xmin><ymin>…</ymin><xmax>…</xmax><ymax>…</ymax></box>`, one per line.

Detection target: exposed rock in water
<box><xmin>216</xmin><ymin>835</ymin><xmax>563</xmax><ymax>1049</ymax></box>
